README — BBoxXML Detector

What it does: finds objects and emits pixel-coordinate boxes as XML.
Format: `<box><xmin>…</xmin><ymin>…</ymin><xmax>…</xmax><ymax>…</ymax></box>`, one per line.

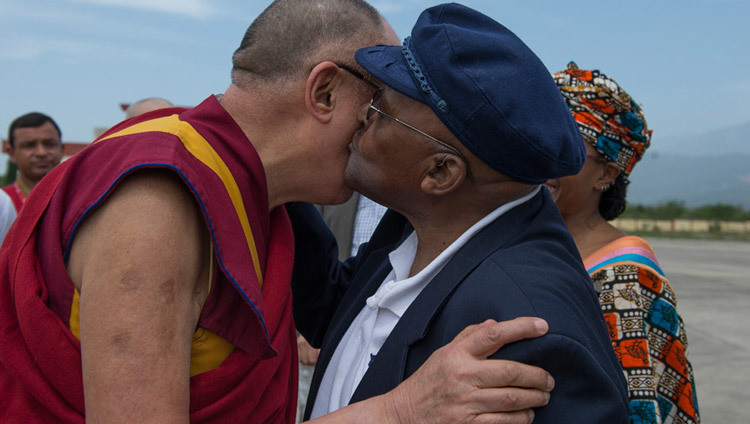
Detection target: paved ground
<box><xmin>646</xmin><ymin>238</ymin><xmax>750</xmax><ymax>424</ymax></box>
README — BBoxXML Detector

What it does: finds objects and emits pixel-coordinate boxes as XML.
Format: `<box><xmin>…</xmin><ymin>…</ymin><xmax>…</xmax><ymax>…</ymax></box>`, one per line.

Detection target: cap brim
<box><xmin>355</xmin><ymin>45</ymin><xmax>424</xmax><ymax>104</ymax></box>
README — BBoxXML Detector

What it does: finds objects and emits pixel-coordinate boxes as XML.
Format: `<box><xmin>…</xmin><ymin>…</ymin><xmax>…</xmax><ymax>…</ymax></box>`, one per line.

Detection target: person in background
<box><xmin>0</xmin><ymin>1</ymin><xmax>554</xmax><ymax>423</ymax></box>
<box><xmin>0</xmin><ymin>189</ymin><xmax>16</xmax><ymax>244</ymax></box>
<box><xmin>2</xmin><ymin>112</ymin><xmax>63</xmax><ymax>211</ymax></box>
<box><xmin>549</xmin><ymin>62</ymin><xmax>700</xmax><ymax>424</ymax></box>
<box><xmin>124</xmin><ymin>97</ymin><xmax>174</xmax><ymax>119</ymax></box>
<box><xmin>290</xmin><ymin>4</ymin><xmax>629</xmax><ymax>422</ymax></box>
<box><xmin>318</xmin><ymin>194</ymin><xmax>388</xmax><ymax>261</ymax></box>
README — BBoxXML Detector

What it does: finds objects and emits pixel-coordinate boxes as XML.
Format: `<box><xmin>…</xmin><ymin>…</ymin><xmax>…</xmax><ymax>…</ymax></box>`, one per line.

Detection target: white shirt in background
<box><xmin>350</xmin><ymin>195</ymin><xmax>388</xmax><ymax>256</ymax></box>
<box><xmin>0</xmin><ymin>189</ymin><xmax>17</xmax><ymax>245</ymax></box>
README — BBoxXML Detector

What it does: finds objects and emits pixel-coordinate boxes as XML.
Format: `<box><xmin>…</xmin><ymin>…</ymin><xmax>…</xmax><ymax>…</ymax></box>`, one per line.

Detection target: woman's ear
<box><xmin>304</xmin><ymin>62</ymin><xmax>341</xmax><ymax>123</ymax></box>
<box><xmin>596</xmin><ymin>162</ymin><xmax>622</xmax><ymax>191</ymax></box>
<box><xmin>420</xmin><ymin>153</ymin><xmax>466</xmax><ymax>196</ymax></box>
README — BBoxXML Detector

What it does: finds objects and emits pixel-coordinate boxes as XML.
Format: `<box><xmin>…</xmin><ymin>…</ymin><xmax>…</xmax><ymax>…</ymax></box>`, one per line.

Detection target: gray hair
<box><xmin>231</xmin><ymin>0</ymin><xmax>383</xmax><ymax>84</ymax></box>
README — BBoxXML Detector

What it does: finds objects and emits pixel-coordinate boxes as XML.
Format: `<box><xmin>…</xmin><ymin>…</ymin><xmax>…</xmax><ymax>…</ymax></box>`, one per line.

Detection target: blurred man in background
<box><xmin>124</xmin><ymin>97</ymin><xmax>174</xmax><ymax>119</ymax></box>
<box><xmin>2</xmin><ymin>112</ymin><xmax>63</xmax><ymax>211</ymax></box>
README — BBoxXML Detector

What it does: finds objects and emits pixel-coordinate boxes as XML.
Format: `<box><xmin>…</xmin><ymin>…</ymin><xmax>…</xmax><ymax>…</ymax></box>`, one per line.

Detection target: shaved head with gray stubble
<box><xmin>231</xmin><ymin>0</ymin><xmax>388</xmax><ymax>85</ymax></box>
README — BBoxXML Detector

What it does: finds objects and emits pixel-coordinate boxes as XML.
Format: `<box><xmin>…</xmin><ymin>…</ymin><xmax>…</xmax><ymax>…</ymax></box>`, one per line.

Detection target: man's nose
<box><xmin>32</xmin><ymin>142</ymin><xmax>49</xmax><ymax>156</ymax></box>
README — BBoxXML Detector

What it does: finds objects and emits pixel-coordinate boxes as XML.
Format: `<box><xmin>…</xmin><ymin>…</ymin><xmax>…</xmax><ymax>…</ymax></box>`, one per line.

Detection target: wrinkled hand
<box><xmin>384</xmin><ymin>317</ymin><xmax>554</xmax><ymax>424</ymax></box>
<box><xmin>298</xmin><ymin>335</ymin><xmax>320</xmax><ymax>366</ymax></box>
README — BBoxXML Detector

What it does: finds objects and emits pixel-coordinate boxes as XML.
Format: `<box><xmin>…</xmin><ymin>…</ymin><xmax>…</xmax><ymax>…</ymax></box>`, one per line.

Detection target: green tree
<box><xmin>622</xmin><ymin>203</ymin><xmax>649</xmax><ymax>218</ymax></box>
<box><xmin>0</xmin><ymin>159</ymin><xmax>16</xmax><ymax>186</ymax></box>
<box><xmin>688</xmin><ymin>203</ymin><xmax>749</xmax><ymax>221</ymax></box>
<box><xmin>622</xmin><ymin>201</ymin><xmax>750</xmax><ymax>221</ymax></box>
<box><xmin>651</xmin><ymin>201</ymin><xmax>686</xmax><ymax>219</ymax></box>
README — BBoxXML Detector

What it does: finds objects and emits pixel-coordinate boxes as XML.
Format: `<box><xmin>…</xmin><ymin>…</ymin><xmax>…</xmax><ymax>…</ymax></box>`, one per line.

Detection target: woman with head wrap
<box><xmin>549</xmin><ymin>63</ymin><xmax>700</xmax><ymax>424</ymax></box>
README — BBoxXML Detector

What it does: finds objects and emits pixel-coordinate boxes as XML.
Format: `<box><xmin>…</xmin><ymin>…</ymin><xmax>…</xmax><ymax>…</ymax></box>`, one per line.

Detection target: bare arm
<box><xmin>308</xmin><ymin>317</ymin><xmax>554</xmax><ymax>424</ymax></box>
<box><xmin>67</xmin><ymin>170</ymin><xmax>210</xmax><ymax>423</ymax></box>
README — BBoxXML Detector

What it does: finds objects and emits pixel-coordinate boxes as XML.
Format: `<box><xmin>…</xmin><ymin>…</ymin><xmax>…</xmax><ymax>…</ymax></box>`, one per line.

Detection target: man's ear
<box><xmin>420</xmin><ymin>153</ymin><xmax>466</xmax><ymax>196</ymax></box>
<box><xmin>2</xmin><ymin>139</ymin><xmax>10</xmax><ymax>155</ymax></box>
<box><xmin>304</xmin><ymin>62</ymin><xmax>341</xmax><ymax>124</ymax></box>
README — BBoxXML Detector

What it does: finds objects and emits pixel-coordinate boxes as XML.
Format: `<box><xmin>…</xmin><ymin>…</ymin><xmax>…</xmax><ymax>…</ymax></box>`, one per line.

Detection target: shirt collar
<box><xmin>375</xmin><ymin>185</ymin><xmax>541</xmax><ymax>318</ymax></box>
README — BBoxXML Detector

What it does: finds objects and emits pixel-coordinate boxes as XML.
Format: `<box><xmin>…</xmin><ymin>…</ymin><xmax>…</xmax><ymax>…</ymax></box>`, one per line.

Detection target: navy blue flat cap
<box><xmin>355</xmin><ymin>3</ymin><xmax>585</xmax><ymax>184</ymax></box>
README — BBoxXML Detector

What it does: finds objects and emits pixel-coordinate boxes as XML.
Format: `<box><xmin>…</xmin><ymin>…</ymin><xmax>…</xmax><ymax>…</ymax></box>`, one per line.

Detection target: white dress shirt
<box><xmin>311</xmin><ymin>186</ymin><xmax>540</xmax><ymax>418</ymax></box>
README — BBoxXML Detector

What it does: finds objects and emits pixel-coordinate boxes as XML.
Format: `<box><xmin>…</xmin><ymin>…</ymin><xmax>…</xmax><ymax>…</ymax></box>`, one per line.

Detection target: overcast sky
<box><xmin>1</xmin><ymin>0</ymin><xmax>748</xmax><ymax>152</ymax></box>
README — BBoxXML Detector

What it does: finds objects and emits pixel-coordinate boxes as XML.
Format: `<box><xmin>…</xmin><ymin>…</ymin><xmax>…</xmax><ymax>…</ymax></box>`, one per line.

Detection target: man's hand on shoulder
<box><xmin>383</xmin><ymin>317</ymin><xmax>554</xmax><ymax>424</ymax></box>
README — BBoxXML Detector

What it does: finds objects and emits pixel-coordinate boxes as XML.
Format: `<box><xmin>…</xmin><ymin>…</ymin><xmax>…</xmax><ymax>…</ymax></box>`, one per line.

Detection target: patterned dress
<box><xmin>585</xmin><ymin>236</ymin><xmax>700</xmax><ymax>424</ymax></box>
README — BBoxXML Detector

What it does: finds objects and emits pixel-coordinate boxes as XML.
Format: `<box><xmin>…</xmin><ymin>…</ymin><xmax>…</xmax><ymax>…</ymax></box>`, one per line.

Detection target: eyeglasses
<box><xmin>337</xmin><ymin>63</ymin><xmax>473</xmax><ymax>180</ymax></box>
<box><xmin>366</xmin><ymin>89</ymin><xmax>473</xmax><ymax>180</ymax></box>
<box><xmin>336</xmin><ymin>63</ymin><xmax>381</xmax><ymax>91</ymax></box>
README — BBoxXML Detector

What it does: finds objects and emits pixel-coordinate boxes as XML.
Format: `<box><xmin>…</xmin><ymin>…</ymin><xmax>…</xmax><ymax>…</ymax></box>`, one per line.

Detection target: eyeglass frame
<box><xmin>336</xmin><ymin>63</ymin><xmax>381</xmax><ymax>90</ymax></box>
<box><xmin>336</xmin><ymin>63</ymin><xmax>474</xmax><ymax>181</ymax></box>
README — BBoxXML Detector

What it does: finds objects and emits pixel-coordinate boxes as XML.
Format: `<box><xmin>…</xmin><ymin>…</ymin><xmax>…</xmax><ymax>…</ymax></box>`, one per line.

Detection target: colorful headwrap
<box><xmin>553</xmin><ymin>62</ymin><xmax>652</xmax><ymax>183</ymax></box>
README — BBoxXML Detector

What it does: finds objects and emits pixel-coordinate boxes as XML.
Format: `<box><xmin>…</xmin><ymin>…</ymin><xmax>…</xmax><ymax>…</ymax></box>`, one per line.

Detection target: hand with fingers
<box><xmin>298</xmin><ymin>334</ymin><xmax>321</xmax><ymax>366</ymax></box>
<box><xmin>383</xmin><ymin>317</ymin><xmax>553</xmax><ymax>424</ymax></box>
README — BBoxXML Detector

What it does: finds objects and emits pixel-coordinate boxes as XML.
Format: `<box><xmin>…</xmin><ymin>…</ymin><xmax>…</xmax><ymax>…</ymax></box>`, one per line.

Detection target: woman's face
<box><xmin>544</xmin><ymin>143</ymin><xmax>616</xmax><ymax>218</ymax></box>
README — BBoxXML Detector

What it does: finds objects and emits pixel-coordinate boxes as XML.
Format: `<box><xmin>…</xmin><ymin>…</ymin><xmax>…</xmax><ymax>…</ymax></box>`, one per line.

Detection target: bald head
<box><xmin>125</xmin><ymin>98</ymin><xmax>174</xmax><ymax>119</ymax></box>
<box><xmin>231</xmin><ymin>0</ymin><xmax>388</xmax><ymax>85</ymax></box>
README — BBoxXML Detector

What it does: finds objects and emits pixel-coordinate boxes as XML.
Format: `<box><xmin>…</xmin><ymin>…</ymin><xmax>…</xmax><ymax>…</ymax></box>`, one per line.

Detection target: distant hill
<box><xmin>652</xmin><ymin>121</ymin><xmax>750</xmax><ymax>157</ymax></box>
<box><xmin>625</xmin><ymin>120</ymin><xmax>750</xmax><ymax>209</ymax></box>
<box><xmin>628</xmin><ymin>153</ymin><xmax>750</xmax><ymax>209</ymax></box>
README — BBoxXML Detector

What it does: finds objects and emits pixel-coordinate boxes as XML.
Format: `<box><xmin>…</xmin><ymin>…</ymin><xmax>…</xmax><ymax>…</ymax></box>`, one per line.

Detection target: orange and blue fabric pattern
<box><xmin>586</xmin><ymin>236</ymin><xmax>700</xmax><ymax>424</ymax></box>
<box><xmin>553</xmin><ymin>62</ymin><xmax>652</xmax><ymax>183</ymax></box>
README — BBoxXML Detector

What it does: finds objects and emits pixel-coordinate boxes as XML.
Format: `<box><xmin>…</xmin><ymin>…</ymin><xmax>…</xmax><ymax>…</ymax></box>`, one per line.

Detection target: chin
<box><xmin>331</xmin><ymin>189</ymin><xmax>355</xmax><ymax>205</ymax></box>
<box><xmin>343</xmin><ymin>167</ymin><xmax>359</xmax><ymax>191</ymax></box>
<box><xmin>315</xmin><ymin>187</ymin><xmax>355</xmax><ymax>206</ymax></box>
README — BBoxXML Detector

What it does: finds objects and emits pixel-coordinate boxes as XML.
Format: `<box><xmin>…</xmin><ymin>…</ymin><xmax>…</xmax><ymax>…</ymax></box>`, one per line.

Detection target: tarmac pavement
<box><xmin>646</xmin><ymin>238</ymin><xmax>750</xmax><ymax>424</ymax></box>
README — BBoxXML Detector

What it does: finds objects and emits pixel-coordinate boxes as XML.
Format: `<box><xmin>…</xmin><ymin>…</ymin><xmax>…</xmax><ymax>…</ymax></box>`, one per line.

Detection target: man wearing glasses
<box><xmin>291</xmin><ymin>3</ymin><xmax>629</xmax><ymax>423</ymax></box>
<box><xmin>0</xmin><ymin>1</ymin><xmax>555</xmax><ymax>423</ymax></box>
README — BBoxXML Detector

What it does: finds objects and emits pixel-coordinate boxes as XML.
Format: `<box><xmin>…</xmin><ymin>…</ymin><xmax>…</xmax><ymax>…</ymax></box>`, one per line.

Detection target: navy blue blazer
<box><xmin>288</xmin><ymin>189</ymin><xmax>629</xmax><ymax>423</ymax></box>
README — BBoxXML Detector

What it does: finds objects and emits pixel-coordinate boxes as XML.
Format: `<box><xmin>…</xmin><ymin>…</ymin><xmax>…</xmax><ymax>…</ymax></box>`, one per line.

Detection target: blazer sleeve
<box><xmin>399</xmin><ymin>244</ymin><xmax>629</xmax><ymax>423</ymax></box>
<box><xmin>488</xmin><ymin>334</ymin><xmax>629</xmax><ymax>423</ymax></box>
<box><xmin>286</xmin><ymin>202</ymin><xmax>360</xmax><ymax>347</ymax></box>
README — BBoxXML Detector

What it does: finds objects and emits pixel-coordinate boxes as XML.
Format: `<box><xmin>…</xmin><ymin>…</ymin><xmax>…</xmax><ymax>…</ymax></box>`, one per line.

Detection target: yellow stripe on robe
<box><xmin>98</xmin><ymin>115</ymin><xmax>264</xmax><ymax>288</ymax></box>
